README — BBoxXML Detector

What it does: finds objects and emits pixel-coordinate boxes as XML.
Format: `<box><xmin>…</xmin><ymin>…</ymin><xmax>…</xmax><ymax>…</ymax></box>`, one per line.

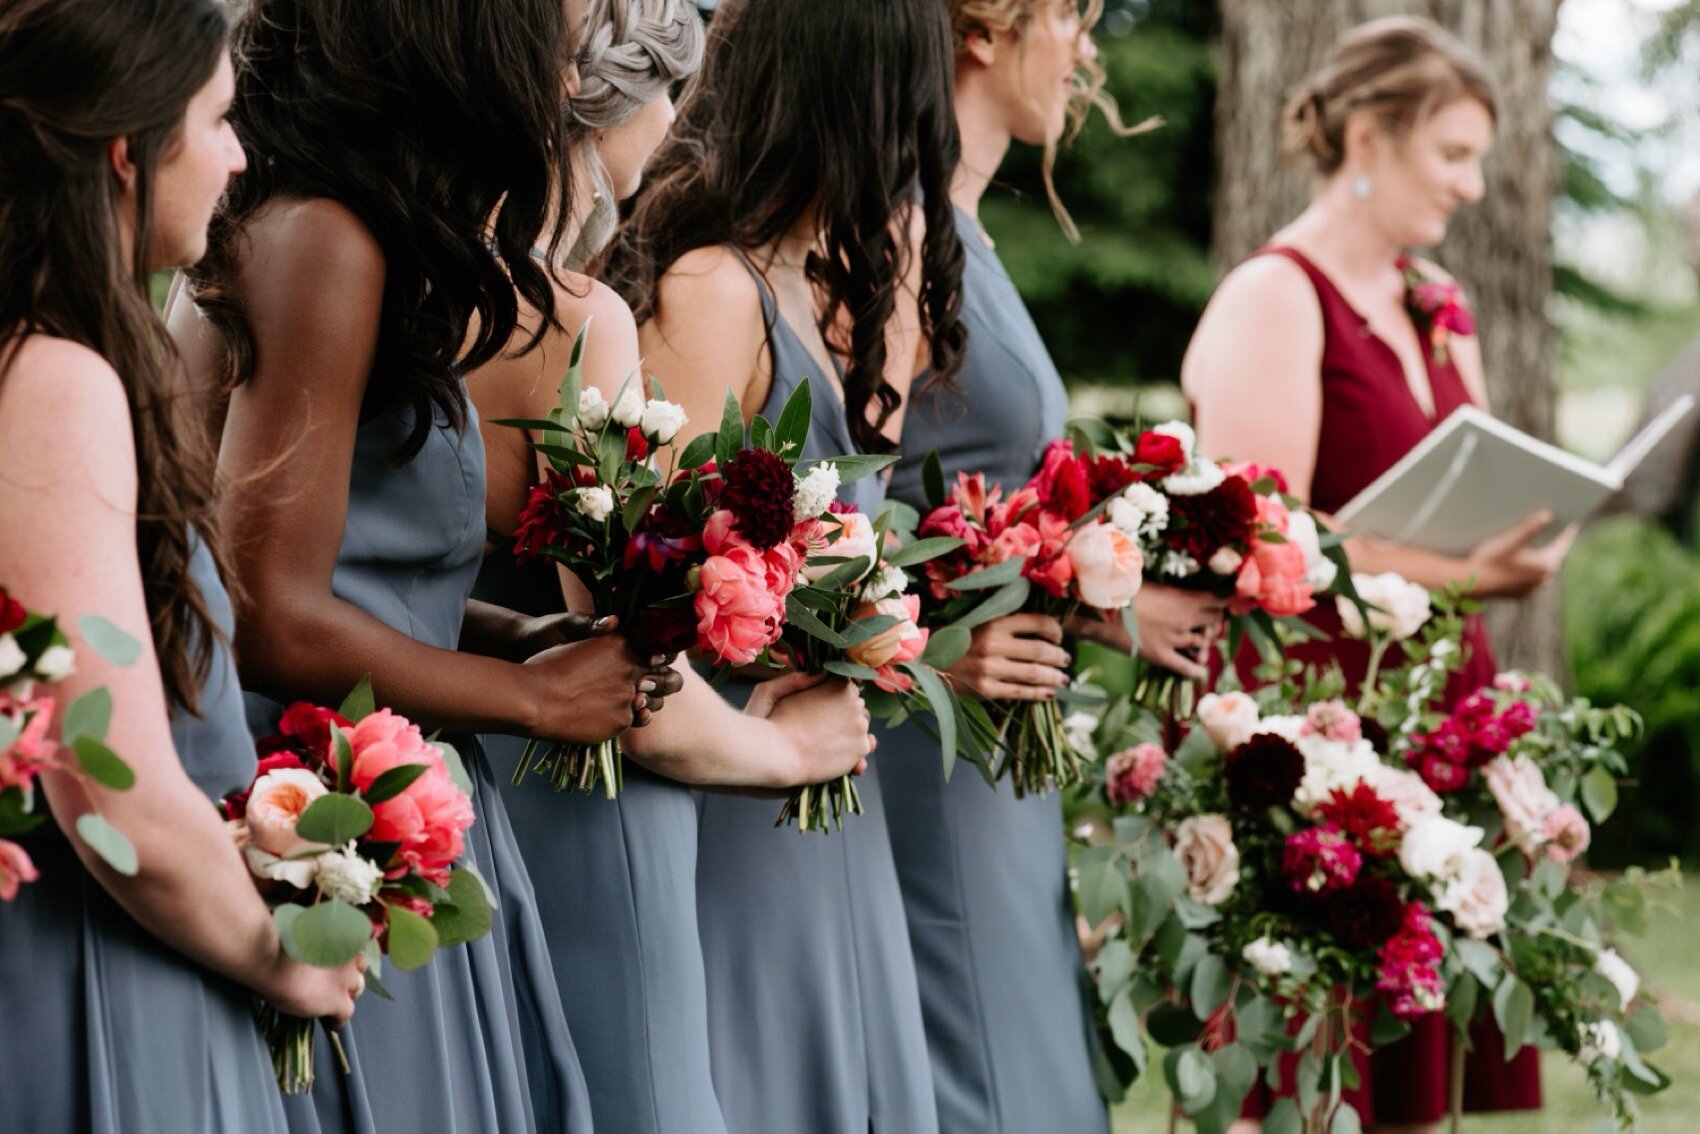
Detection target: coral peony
<box><xmin>695</xmin><ymin>547</ymin><xmax>787</xmax><ymax>665</ymax></box>
<box><xmin>347</xmin><ymin>712</ymin><xmax>474</xmax><ymax>886</ymax></box>
<box><xmin>1070</xmin><ymin>522</ymin><xmax>1143</xmax><ymax>610</ymax></box>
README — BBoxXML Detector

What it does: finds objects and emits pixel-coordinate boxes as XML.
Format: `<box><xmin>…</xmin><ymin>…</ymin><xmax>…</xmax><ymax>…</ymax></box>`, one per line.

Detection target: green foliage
<box><xmin>1567</xmin><ymin>517</ymin><xmax>1700</xmax><ymax>864</ymax></box>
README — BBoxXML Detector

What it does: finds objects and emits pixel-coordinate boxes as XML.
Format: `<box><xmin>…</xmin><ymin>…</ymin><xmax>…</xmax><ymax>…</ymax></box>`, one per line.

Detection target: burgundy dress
<box><xmin>1225</xmin><ymin>247</ymin><xmax>1540</xmax><ymax>1124</ymax></box>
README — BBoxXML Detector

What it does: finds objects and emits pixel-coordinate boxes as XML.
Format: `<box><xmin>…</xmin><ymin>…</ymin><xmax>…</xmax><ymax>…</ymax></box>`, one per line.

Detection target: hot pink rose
<box><xmin>1541</xmin><ymin>804</ymin><xmax>1591</xmax><ymax>864</ymax></box>
<box><xmin>695</xmin><ymin>547</ymin><xmax>786</xmax><ymax>665</ymax></box>
<box><xmin>0</xmin><ymin>837</ymin><xmax>38</xmax><ymax>901</ymax></box>
<box><xmin>245</xmin><ymin>767</ymin><xmax>331</xmax><ymax>858</ymax></box>
<box><xmin>347</xmin><ymin>711</ymin><xmax>474</xmax><ymax>886</ymax></box>
<box><xmin>1069</xmin><ymin>522</ymin><xmax>1143</xmax><ymax>611</ymax></box>
<box><xmin>0</xmin><ymin>695</ymin><xmax>56</xmax><ymax>790</ymax></box>
<box><xmin>1105</xmin><ymin>743</ymin><xmax>1167</xmax><ymax>806</ymax></box>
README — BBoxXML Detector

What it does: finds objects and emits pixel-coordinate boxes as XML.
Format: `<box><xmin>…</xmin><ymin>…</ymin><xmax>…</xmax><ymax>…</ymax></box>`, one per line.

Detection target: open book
<box><xmin>1333</xmin><ymin>396</ymin><xmax>1694</xmax><ymax>557</ymax></box>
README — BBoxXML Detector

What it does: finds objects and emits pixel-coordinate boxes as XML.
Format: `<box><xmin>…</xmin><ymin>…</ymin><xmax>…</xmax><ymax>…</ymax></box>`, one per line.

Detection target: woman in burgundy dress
<box><xmin>1182</xmin><ymin>17</ymin><xmax>1570</xmax><ymax>1133</ymax></box>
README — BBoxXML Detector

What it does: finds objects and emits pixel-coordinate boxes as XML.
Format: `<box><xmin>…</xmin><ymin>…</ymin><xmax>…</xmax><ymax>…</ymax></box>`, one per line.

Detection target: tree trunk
<box><xmin>1213</xmin><ymin>0</ymin><xmax>1566</xmax><ymax>673</ymax></box>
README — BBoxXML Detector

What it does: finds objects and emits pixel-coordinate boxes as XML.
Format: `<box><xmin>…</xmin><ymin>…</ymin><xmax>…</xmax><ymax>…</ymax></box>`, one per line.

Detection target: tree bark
<box><xmin>1213</xmin><ymin>0</ymin><xmax>1566</xmax><ymax>672</ymax></box>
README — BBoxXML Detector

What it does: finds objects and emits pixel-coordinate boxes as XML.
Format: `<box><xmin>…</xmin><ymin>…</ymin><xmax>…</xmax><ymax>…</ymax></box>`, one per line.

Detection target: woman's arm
<box><xmin>0</xmin><ymin>338</ymin><xmax>360</xmax><ymax>1021</ymax></box>
<box><xmin>178</xmin><ymin>199</ymin><xmax>644</xmax><ymax>743</ymax></box>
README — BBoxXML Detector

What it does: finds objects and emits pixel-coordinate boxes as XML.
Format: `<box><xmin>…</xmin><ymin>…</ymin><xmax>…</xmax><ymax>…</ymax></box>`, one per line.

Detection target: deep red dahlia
<box><xmin>1086</xmin><ymin>455</ymin><xmax>1141</xmax><ymax>503</ymax></box>
<box><xmin>1166</xmin><ymin>476</ymin><xmax>1259</xmax><ymax>561</ymax></box>
<box><xmin>1314</xmin><ymin>874</ymin><xmax>1405</xmax><ymax>951</ymax></box>
<box><xmin>0</xmin><ymin>587</ymin><xmax>24</xmax><ymax>635</ymax></box>
<box><xmin>1224</xmin><ymin>733</ymin><xmax>1305</xmax><ymax>811</ymax></box>
<box><xmin>1316</xmin><ymin>783</ymin><xmax>1403</xmax><ymax>856</ymax></box>
<box><xmin>1360</xmin><ymin>718</ymin><xmax>1391</xmax><ymax>755</ymax></box>
<box><xmin>721</xmin><ymin>448</ymin><xmax>798</xmax><ymax>549</ymax></box>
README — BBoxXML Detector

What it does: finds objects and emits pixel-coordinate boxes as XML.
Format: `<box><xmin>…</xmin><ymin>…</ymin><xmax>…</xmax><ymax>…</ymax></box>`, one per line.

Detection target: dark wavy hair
<box><xmin>605</xmin><ymin>0</ymin><xmax>966</xmax><ymax>455</ymax></box>
<box><xmin>0</xmin><ymin>0</ymin><xmax>229</xmax><ymax>713</ymax></box>
<box><xmin>187</xmin><ymin>0</ymin><xmax>576</xmax><ymax>459</ymax></box>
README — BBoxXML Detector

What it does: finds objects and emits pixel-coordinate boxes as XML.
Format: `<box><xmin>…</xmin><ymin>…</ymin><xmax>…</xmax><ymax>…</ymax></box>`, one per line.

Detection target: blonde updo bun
<box><xmin>1281</xmin><ymin>16</ymin><xmax>1496</xmax><ymax>176</ymax></box>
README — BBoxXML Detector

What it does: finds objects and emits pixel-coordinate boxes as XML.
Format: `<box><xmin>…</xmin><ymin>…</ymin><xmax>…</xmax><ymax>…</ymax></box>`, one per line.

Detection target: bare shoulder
<box><xmin>653</xmin><ymin>245</ymin><xmax>763</xmax><ymax>326</ymax></box>
<box><xmin>238</xmin><ymin>198</ymin><xmax>386</xmax><ymax>330</ymax></box>
<box><xmin>0</xmin><ymin>334</ymin><xmax>129</xmax><ymax>425</ymax></box>
<box><xmin>1207</xmin><ymin>253</ymin><xmax>1322</xmax><ymax>324</ymax></box>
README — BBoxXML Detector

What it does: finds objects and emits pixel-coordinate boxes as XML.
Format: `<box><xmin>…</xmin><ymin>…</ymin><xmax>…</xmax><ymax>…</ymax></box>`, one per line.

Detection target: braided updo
<box><xmin>1282</xmin><ymin>16</ymin><xmax>1496</xmax><ymax>177</ymax></box>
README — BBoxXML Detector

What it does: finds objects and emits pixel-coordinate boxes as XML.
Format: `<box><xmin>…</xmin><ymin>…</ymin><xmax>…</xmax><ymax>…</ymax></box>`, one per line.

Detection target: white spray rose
<box><xmin>1160</xmin><ymin>550</ymin><xmax>1200</xmax><ymax>578</ymax></box>
<box><xmin>1207</xmin><ymin>547</ymin><xmax>1244</xmax><ymax>575</ymax></box>
<box><xmin>1107</xmin><ymin>482</ymin><xmax>1169</xmax><ymax>542</ymax></box>
<box><xmin>1595</xmin><ymin>948</ymin><xmax>1640</xmax><ymax>1008</ymax></box>
<box><xmin>861</xmin><ymin>563</ymin><xmax>909</xmax><ymax>603</ymax></box>
<box><xmin>575</xmin><ymin>386</ymin><xmax>610</xmax><ymax>430</ymax></box>
<box><xmin>0</xmin><ymin>634</ymin><xmax>26</xmax><ymax>680</ymax></box>
<box><xmin>574</xmin><ymin>486</ymin><xmax>616</xmax><ymax>523</ymax></box>
<box><xmin>639</xmin><ymin>399</ymin><xmax>687</xmax><ymax>444</ymax></box>
<box><xmin>1399</xmin><ymin>814</ymin><xmax>1485</xmax><ymax>883</ymax></box>
<box><xmin>1286</xmin><ymin>511</ymin><xmax>1338</xmax><ymax>592</ymax></box>
<box><xmin>1338</xmin><ymin>573</ymin><xmax>1432</xmax><ymax>641</ymax></box>
<box><xmin>1579</xmin><ymin>1020</ymin><xmax>1622</xmax><ymax>1064</ymax></box>
<box><xmin>1162</xmin><ymin>460</ymin><xmax>1227</xmax><ymax>498</ymax></box>
<box><xmin>792</xmin><ymin>465</ymin><xmax>842</xmax><ymax>522</ymax></box>
<box><xmin>1062</xmin><ymin>712</ymin><xmax>1099</xmax><ymax>759</ymax></box>
<box><xmin>610</xmin><ymin>388</ymin><xmax>645</xmax><ymax>429</ymax></box>
<box><xmin>314</xmin><ymin>843</ymin><xmax>385</xmax><ymax>906</ymax></box>
<box><xmin>34</xmin><ymin>644</ymin><xmax>75</xmax><ymax>683</ymax></box>
<box><xmin>1437</xmin><ymin>847</ymin><xmax>1509</xmax><ymax>939</ymax></box>
<box><xmin>1291</xmin><ymin>734</ymin><xmax>1384</xmax><ymax>815</ymax></box>
<box><xmin>1242</xmin><ymin>937</ymin><xmax>1294</xmax><ymax>977</ymax></box>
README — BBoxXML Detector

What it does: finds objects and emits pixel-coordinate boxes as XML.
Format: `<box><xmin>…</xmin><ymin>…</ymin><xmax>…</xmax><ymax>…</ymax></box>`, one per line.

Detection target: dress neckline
<box><xmin>1263</xmin><ymin>244</ymin><xmax>1444</xmax><ymax>424</ymax></box>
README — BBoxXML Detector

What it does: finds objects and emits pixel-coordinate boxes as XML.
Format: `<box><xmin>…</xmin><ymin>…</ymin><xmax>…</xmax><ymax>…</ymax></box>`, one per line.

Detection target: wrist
<box><xmin>762</xmin><ymin>717</ymin><xmax>808</xmax><ymax>789</ymax></box>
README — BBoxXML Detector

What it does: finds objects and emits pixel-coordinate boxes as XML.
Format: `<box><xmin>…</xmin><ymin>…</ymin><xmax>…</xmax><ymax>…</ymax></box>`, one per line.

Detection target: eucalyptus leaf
<box><xmin>1581</xmin><ymin>766</ymin><xmax>1619</xmax><ymax>823</ymax></box>
<box><xmin>61</xmin><ymin>687</ymin><xmax>113</xmax><ymax>745</ymax></box>
<box><xmin>883</xmin><ymin>537</ymin><xmax>964</xmax><ymax>569</ymax></box>
<box><xmin>281</xmin><ymin>899</ymin><xmax>372</xmax><ymax>967</ymax></box>
<box><xmin>946</xmin><ymin>556</ymin><xmax>1026</xmax><ymax>591</ymax></box>
<box><xmin>953</xmin><ymin>578</ymin><xmax>1032</xmax><ymax>632</ymax></box>
<box><xmin>822</xmin><ymin>660</ymin><xmax>883</xmax><ymax>683</ymax></box>
<box><xmin>919</xmin><ymin>625</ymin><xmax>971</xmax><ymax>671</ymax></box>
<box><xmin>362</xmin><ymin>763</ymin><xmax>429</xmax><ymax>805</ymax></box>
<box><xmin>1108</xmin><ymin>987</ymin><xmax>1143</xmax><ymax>1062</ymax></box>
<box><xmin>74</xmin><ymin>812</ymin><xmax>137</xmax><ymax>876</ymax></box>
<box><xmin>434</xmin><ymin>740</ymin><xmax>474</xmax><ymax>797</ymax></box>
<box><xmin>77</xmin><ymin>614</ymin><xmax>141</xmax><ymax>666</ymax></box>
<box><xmin>782</xmin><ymin>598</ymin><xmax>849</xmax><ymax>649</ymax></box>
<box><xmin>815</xmin><ymin>454</ymin><xmax>898</xmax><ymax>484</ymax></box>
<box><xmin>431</xmin><ymin>867</ymin><xmax>496</xmax><ymax>948</ymax></box>
<box><xmin>293</xmin><ymin>794</ymin><xmax>375</xmax><ymax>847</ymax></box>
<box><xmin>384</xmin><ymin>905</ymin><xmax>440</xmax><ymax>971</ymax></box>
<box><xmin>72</xmin><ymin>737</ymin><xmax>135</xmax><ymax>791</ymax></box>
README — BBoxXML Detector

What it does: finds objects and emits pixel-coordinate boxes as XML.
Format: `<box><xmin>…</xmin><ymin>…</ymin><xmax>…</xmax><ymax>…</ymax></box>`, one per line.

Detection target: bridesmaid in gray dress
<box><xmin>173</xmin><ymin>2</ymin><xmax>675</xmax><ymax>1130</ymax></box>
<box><xmin>0</xmin><ymin>4</ymin><xmax>360</xmax><ymax>1128</ymax></box>
<box><xmin>604</xmin><ymin>3</ymin><xmax>967</xmax><ymax>1127</ymax></box>
<box><xmin>879</xmin><ymin>6</ymin><xmax>1226</xmax><ymax>1131</ymax></box>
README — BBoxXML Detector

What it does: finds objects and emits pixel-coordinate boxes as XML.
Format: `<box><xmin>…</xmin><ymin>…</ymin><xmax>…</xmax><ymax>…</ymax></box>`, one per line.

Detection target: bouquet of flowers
<box><xmin>914</xmin><ymin>438</ymin><xmax>1147</xmax><ymax>796</ymax></box>
<box><xmin>1077</xmin><ymin>582</ymin><xmax>1673</xmax><ymax>1131</ymax></box>
<box><xmin>501</xmin><ymin>323</ymin><xmax>891</xmax><ymax>797</ymax></box>
<box><xmin>0</xmin><ymin>585</ymin><xmax>141</xmax><ymax>897</ymax></box>
<box><xmin>767</xmin><ymin>498</ymin><xmax>969</xmax><ymax>831</ymax></box>
<box><xmin>222</xmin><ymin>679</ymin><xmax>493</xmax><ymax>1092</ymax></box>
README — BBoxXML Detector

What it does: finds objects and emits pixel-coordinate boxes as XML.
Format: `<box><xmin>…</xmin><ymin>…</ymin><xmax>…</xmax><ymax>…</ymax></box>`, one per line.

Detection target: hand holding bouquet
<box><xmin>223</xmin><ymin>679</ymin><xmax>492</xmax><ymax>1092</ymax></box>
<box><xmin>0</xmin><ymin>585</ymin><xmax>141</xmax><ymax>897</ymax></box>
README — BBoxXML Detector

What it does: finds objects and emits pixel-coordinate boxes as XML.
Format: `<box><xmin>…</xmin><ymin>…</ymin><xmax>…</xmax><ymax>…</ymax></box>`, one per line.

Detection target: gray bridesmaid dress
<box><xmin>0</xmin><ymin>534</ymin><xmax>289</xmax><ymax>1134</ymax></box>
<box><xmin>876</xmin><ymin>207</ymin><xmax>1108</xmax><ymax>1133</ymax></box>
<box><xmin>254</xmin><ymin>397</ymin><xmax>593</xmax><ymax>1134</ymax></box>
<box><xmin>693</xmin><ymin>250</ymin><xmax>938</xmax><ymax>1134</ymax></box>
<box><xmin>474</xmin><ymin>548</ymin><xmax>727</xmax><ymax>1134</ymax></box>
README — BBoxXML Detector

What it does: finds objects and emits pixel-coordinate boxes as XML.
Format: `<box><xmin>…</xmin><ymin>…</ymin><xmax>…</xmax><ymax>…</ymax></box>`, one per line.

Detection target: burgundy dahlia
<box><xmin>1315</xmin><ymin>874</ymin><xmax>1405</xmax><ymax>951</ymax></box>
<box><xmin>1167</xmin><ymin>476</ymin><xmax>1259</xmax><ymax>561</ymax></box>
<box><xmin>1224</xmin><ymin>733</ymin><xmax>1306</xmax><ymax>811</ymax></box>
<box><xmin>721</xmin><ymin>448</ymin><xmax>798</xmax><ymax>549</ymax></box>
<box><xmin>1315</xmin><ymin>783</ymin><xmax>1403</xmax><ymax>857</ymax></box>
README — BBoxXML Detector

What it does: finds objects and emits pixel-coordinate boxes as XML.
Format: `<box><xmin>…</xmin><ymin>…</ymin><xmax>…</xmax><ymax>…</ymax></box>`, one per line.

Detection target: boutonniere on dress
<box><xmin>1397</xmin><ymin>255</ymin><xmax>1476</xmax><ymax>366</ymax></box>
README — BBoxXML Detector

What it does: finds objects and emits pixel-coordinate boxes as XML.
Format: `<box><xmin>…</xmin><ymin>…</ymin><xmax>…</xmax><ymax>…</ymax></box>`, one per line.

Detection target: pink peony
<box><xmin>0</xmin><ymin>695</ymin><xmax>57</xmax><ymax>790</ymax></box>
<box><xmin>695</xmin><ymin>547</ymin><xmax>787</xmax><ymax>665</ymax></box>
<box><xmin>245</xmin><ymin>767</ymin><xmax>331</xmax><ymax>859</ymax></box>
<box><xmin>1541</xmin><ymin>804</ymin><xmax>1591</xmax><ymax>864</ymax></box>
<box><xmin>0</xmin><ymin>838</ymin><xmax>38</xmax><ymax>901</ymax></box>
<box><xmin>1105</xmin><ymin>743</ymin><xmax>1167</xmax><ymax>806</ymax></box>
<box><xmin>1482</xmin><ymin>755</ymin><xmax>1560</xmax><ymax>856</ymax></box>
<box><xmin>347</xmin><ymin>711</ymin><xmax>474</xmax><ymax>887</ymax></box>
<box><xmin>1283</xmin><ymin>825</ymin><xmax>1364</xmax><ymax>893</ymax></box>
<box><xmin>1302</xmin><ymin>701</ymin><xmax>1361</xmax><ymax>744</ymax></box>
<box><xmin>1069</xmin><ymin>522</ymin><xmax>1143</xmax><ymax>611</ymax></box>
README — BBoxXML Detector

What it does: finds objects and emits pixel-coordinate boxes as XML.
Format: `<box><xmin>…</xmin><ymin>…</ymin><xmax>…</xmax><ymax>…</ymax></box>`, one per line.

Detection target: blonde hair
<box><xmin>950</xmin><ymin>0</ymin><xmax>1157</xmax><ymax>242</ymax></box>
<box><xmin>1283</xmin><ymin>16</ymin><xmax>1497</xmax><ymax>177</ymax></box>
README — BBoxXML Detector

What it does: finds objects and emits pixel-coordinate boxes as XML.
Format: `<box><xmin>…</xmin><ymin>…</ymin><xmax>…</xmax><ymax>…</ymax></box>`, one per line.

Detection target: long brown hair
<box><xmin>605</xmin><ymin>0</ymin><xmax>966</xmax><ymax>455</ymax></box>
<box><xmin>0</xmin><ymin>0</ymin><xmax>230</xmax><ymax>713</ymax></box>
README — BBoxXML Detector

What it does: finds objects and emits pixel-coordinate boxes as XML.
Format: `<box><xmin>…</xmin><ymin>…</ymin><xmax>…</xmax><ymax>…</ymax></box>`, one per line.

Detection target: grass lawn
<box><xmin>1112</xmin><ymin>876</ymin><xmax>1700</xmax><ymax>1133</ymax></box>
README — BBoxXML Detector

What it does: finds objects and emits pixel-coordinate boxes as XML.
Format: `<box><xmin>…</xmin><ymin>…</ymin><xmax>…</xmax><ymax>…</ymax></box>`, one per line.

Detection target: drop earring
<box><xmin>1351</xmin><ymin>175</ymin><xmax>1373</xmax><ymax>201</ymax></box>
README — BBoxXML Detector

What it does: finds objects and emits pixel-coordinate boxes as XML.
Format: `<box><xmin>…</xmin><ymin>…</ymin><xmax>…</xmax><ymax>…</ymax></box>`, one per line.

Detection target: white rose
<box><xmin>0</xmin><ymin>634</ymin><xmax>26</xmax><ymax>680</ymax></box>
<box><xmin>1107</xmin><ymin>482</ymin><xmax>1169</xmax><ymax>542</ymax></box>
<box><xmin>1286</xmin><ymin>511</ymin><xmax>1338</xmax><ymax>592</ymax></box>
<box><xmin>611</xmin><ymin>388</ymin><xmax>645</xmax><ymax>429</ymax></box>
<box><xmin>639</xmin><ymin>399</ymin><xmax>687</xmax><ymax>444</ymax></box>
<box><xmin>1579</xmin><ymin>1020</ymin><xmax>1622</xmax><ymax>1064</ymax></box>
<box><xmin>241</xmin><ymin>843</ymin><xmax>320</xmax><ymax>889</ymax></box>
<box><xmin>1399</xmin><ymin>814</ymin><xmax>1485</xmax><ymax>883</ymax></box>
<box><xmin>574</xmin><ymin>485</ymin><xmax>616</xmax><ymax>522</ymax></box>
<box><xmin>34</xmin><ymin>644</ymin><xmax>75</xmax><ymax>683</ymax></box>
<box><xmin>576</xmin><ymin>386</ymin><xmax>610</xmax><ymax>431</ymax></box>
<box><xmin>1241</xmin><ymin>936</ymin><xmax>1294</xmax><ymax>977</ymax></box>
<box><xmin>792</xmin><ymin>464</ymin><xmax>842</xmax><ymax>523</ymax></box>
<box><xmin>1151</xmin><ymin>420</ymin><xmax>1196</xmax><ymax>461</ymax></box>
<box><xmin>314</xmin><ymin>843</ymin><xmax>385</xmax><ymax>906</ymax></box>
<box><xmin>1062</xmin><ymin>712</ymin><xmax>1098</xmax><ymax>759</ymax></box>
<box><xmin>1198</xmin><ymin>692</ymin><xmax>1260</xmax><ymax>751</ymax></box>
<box><xmin>1162</xmin><ymin>460</ymin><xmax>1227</xmax><ymax>497</ymax></box>
<box><xmin>1595</xmin><ymin>948</ymin><xmax>1640</xmax><ymax>1008</ymax></box>
<box><xmin>1437</xmin><ymin>847</ymin><xmax>1509</xmax><ymax>939</ymax></box>
<box><xmin>861</xmin><ymin>563</ymin><xmax>909</xmax><ymax>603</ymax></box>
<box><xmin>1338</xmin><ymin>573</ymin><xmax>1432</xmax><ymax>641</ymax></box>
<box><xmin>1207</xmin><ymin>547</ymin><xmax>1244</xmax><ymax>575</ymax></box>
